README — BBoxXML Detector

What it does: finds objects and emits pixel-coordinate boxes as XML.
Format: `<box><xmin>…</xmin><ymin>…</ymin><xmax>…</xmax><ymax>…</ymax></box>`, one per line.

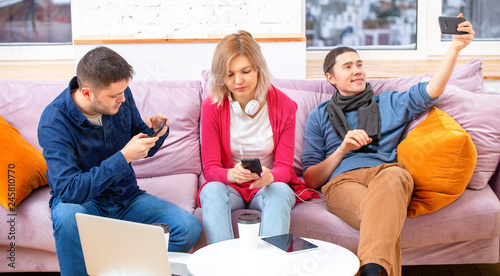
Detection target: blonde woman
<box><xmin>198</xmin><ymin>30</ymin><xmax>317</xmax><ymax>244</ymax></box>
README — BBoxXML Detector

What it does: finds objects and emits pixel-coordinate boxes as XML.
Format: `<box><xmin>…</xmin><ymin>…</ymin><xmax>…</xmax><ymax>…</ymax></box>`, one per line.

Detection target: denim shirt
<box><xmin>38</xmin><ymin>77</ymin><xmax>168</xmax><ymax>207</ymax></box>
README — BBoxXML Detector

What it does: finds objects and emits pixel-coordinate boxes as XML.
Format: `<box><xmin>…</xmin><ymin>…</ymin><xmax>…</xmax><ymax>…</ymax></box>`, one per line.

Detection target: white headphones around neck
<box><xmin>228</xmin><ymin>94</ymin><xmax>260</xmax><ymax>117</ymax></box>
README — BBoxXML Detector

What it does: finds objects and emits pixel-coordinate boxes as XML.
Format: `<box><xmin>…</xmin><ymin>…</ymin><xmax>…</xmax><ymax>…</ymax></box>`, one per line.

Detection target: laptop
<box><xmin>75</xmin><ymin>213</ymin><xmax>190</xmax><ymax>276</ymax></box>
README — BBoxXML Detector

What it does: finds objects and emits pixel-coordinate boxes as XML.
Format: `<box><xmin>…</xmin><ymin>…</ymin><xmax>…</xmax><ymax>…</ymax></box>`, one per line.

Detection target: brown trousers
<box><xmin>321</xmin><ymin>163</ymin><xmax>414</xmax><ymax>276</ymax></box>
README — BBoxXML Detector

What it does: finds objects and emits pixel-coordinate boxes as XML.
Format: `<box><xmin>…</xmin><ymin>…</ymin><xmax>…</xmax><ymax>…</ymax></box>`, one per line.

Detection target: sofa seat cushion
<box><xmin>401</xmin><ymin>185</ymin><xmax>500</xmax><ymax>248</ymax></box>
<box><xmin>0</xmin><ymin>185</ymin><xmax>54</xmax><ymax>252</ymax></box>
<box><xmin>0</xmin><ymin>246</ymin><xmax>59</xmax><ymax>272</ymax></box>
<box><xmin>289</xmin><ymin>200</ymin><xmax>361</xmax><ymax>253</ymax></box>
<box><xmin>0</xmin><ymin>173</ymin><xmax>199</xmax><ymax>256</ymax></box>
<box><xmin>283</xmin><ymin>185</ymin><xmax>500</xmax><ymax>254</ymax></box>
<box><xmin>402</xmin><ymin>237</ymin><xmax>500</xmax><ymax>265</ymax></box>
<box><xmin>137</xmin><ymin>173</ymin><xmax>199</xmax><ymax>214</ymax></box>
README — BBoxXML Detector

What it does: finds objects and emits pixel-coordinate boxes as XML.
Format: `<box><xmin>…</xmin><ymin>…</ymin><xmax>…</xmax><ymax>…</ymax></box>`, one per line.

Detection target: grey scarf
<box><xmin>327</xmin><ymin>83</ymin><xmax>380</xmax><ymax>153</ymax></box>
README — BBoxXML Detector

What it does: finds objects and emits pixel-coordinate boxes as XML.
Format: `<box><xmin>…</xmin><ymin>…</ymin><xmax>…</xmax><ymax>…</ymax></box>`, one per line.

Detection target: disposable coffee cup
<box><xmin>237</xmin><ymin>213</ymin><xmax>261</xmax><ymax>250</ymax></box>
<box><xmin>152</xmin><ymin>223</ymin><xmax>171</xmax><ymax>252</ymax></box>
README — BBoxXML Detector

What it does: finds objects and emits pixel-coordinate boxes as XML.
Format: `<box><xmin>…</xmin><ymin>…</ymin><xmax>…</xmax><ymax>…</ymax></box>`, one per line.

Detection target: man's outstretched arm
<box><xmin>426</xmin><ymin>13</ymin><xmax>475</xmax><ymax>98</ymax></box>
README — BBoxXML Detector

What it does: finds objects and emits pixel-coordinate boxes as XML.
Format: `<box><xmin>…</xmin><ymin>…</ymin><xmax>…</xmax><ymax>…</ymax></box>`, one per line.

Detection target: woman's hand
<box><xmin>249</xmin><ymin>166</ymin><xmax>274</xmax><ymax>189</ymax></box>
<box><xmin>227</xmin><ymin>164</ymin><xmax>274</xmax><ymax>189</ymax></box>
<box><xmin>227</xmin><ymin>162</ymin><xmax>260</xmax><ymax>184</ymax></box>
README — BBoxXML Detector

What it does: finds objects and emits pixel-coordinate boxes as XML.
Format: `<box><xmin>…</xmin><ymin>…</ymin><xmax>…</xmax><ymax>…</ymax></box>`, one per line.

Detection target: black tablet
<box><xmin>261</xmin><ymin>233</ymin><xmax>319</xmax><ymax>254</ymax></box>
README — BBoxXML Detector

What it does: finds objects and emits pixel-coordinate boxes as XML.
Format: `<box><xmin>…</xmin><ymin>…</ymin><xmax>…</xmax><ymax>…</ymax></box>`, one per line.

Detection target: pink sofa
<box><xmin>1</xmin><ymin>59</ymin><xmax>499</xmax><ymax>272</ymax></box>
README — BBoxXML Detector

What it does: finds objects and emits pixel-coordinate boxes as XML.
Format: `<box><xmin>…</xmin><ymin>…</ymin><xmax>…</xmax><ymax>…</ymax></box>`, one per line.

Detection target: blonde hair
<box><xmin>209</xmin><ymin>30</ymin><xmax>272</xmax><ymax>105</ymax></box>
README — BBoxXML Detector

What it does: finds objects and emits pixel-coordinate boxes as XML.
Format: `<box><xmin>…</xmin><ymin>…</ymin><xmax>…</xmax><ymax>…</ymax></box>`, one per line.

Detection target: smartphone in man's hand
<box><xmin>438</xmin><ymin>16</ymin><xmax>467</xmax><ymax>35</ymax></box>
<box><xmin>150</xmin><ymin>118</ymin><xmax>166</xmax><ymax>137</ymax></box>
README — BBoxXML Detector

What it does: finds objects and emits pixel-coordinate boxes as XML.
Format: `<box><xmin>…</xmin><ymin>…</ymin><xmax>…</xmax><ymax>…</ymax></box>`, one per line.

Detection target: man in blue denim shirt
<box><xmin>38</xmin><ymin>47</ymin><xmax>201</xmax><ymax>275</ymax></box>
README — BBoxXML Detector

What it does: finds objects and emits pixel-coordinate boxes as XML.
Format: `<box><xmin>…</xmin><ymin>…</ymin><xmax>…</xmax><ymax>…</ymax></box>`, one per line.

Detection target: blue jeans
<box><xmin>51</xmin><ymin>193</ymin><xmax>201</xmax><ymax>276</ymax></box>
<box><xmin>199</xmin><ymin>181</ymin><xmax>296</xmax><ymax>245</ymax></box>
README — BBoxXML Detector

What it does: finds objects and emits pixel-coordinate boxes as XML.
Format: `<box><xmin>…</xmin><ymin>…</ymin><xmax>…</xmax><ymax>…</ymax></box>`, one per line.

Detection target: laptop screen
<box><xmin>75</xmin><ymin>213</ymin><xmax>172</xmax><ymax>276</ymax></box>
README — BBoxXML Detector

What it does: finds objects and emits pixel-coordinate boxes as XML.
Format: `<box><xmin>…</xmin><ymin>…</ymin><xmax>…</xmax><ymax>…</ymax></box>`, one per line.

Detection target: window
<box><xmin>441</xmin><ymin>0</ymin><xmax>500</xmax><ymax>41</ymax></box>
<box><xmin>427</xmin><ymin>0</ymin><xmax>499</xmax><ymax>56</ymax></box>
<box><xmin>0</xmin><ymin>0</ymin><xmax>72</xmax><ymax>61</ymax></box>
<box><xmin>0</xmin><ymin>0</ymin><xmax>72</xmax><ymax>44</ymax></box>
<box><xmin>307</xmin><ymin>0</ymin><xmax>500</xmax><ymax>59</ymax></box>
<box><xmin>306</xmin><ymin>0</ymin><xmax>417</xmax><ymax>50</ymax></box>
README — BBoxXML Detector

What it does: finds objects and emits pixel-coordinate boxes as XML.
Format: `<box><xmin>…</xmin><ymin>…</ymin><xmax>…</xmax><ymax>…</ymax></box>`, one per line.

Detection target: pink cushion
<box><xmin>129</xmin><ymin>81</ymin><xmax>203</xmax><ymax>177</ymax></box>
<box><xmin>277</xmin><ymin>88</ymin><xmax>331</xmax><ymax>175</ymax></box>
<box><xmin>270</xmin><ymin>59</ymin><xmax>499</xmax><ymax>190</ymax></box>
<box><xmin>0</xmin><ymin>79</ymin><xmax>203</xmax><ymax>179</ymax></box>
<box><xmin>369</xmin><ymin>59</ymin><xmax>484</xmax><ymax>95</ymax></box>
<box><xmin>403</xmin><ymin>85</ymin><xmax>500</xmax><ymax>190</ymax></box>
<box><xmin>273</xmin><ymin>59</ymin><xmax>484</xmax><ymax>96</ymax></box>
<box><xmin>0</xmin><ymin>79</ymin><xmax>67</xmax><ymax>152</ymax></box>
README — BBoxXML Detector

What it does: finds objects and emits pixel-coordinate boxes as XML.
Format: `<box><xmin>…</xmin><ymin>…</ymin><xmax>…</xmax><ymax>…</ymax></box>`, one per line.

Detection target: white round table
<box><xmin>187</xmin><ymin>237</ymin><xmax>359</xmax><ymax>276</ymax></box>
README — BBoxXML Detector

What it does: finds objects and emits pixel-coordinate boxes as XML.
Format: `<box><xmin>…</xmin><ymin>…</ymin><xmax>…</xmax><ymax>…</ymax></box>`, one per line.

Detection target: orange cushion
<box><xmin>397</xmin><ymin>107</ymin><xmax>477</xmax><ymax>217</ymax></box>
<box><xmin>0</xmin><ymin>115</ymin><xmax>47</xmax><ymax>211</ymax></box>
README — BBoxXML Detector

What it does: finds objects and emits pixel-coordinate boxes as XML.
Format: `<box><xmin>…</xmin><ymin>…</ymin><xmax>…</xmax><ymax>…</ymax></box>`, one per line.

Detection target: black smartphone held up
<box><xmin>261</xmin><ymin>233</ymin><xmax>319</xmax><ymax>254</ymax></box>
<box><xmin>241</xmin><ymin>158</ymin><xmax>262</xmax><ymax>176</ymax></box>
<box><xmin>438</xmin><ymin>16</ymin><xmax>467</xmax><ymax>35</ymax></box>
<box><xmin>150</xmin><ymin>118</ymin><xmax>166</xmax><ymax>137</ymax></box>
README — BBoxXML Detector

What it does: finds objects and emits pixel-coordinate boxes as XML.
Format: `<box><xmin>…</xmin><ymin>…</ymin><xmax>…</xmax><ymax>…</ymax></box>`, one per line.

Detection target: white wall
<box><xmin>484</xmin><ymin>80</ymin><xmax>500</xmax><ymax>93</ymax></box>
<box><xmin>74</xmin><ymin>41</ymin><xmax>306</xmax><ymax>81</ymax></box>
<box><xmin>72</xmin><ymin>0</ymin><xmax>306</xmax><ymax>80</ymax></box>
<box><xmin>72</xmin><ymin>0</ymin><xmax>303</xmax><ymax>38</ymax></box>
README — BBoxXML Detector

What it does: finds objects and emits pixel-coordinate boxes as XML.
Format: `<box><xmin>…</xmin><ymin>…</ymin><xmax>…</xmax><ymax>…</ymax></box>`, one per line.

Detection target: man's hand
<box><xmin>145</xmin><ymin>114</ymin><xmax>170</xmax><ymax>137</ymax></box>
<box><xmin>121</xmin><ymin>133</ymin><xmax>159</xmax><ymax>163</ymax></box>
<box><xmin>303</xmin><ymin>130</ymin><xmax>370</xmax><ymax>190</ymax></box>
<box><xmin>451</xmin><ymin>13</ymin><xmax>475</xmax><ymax>51</ymax></box>
<box><xmin>426</xmin><ymin>13</ymin><xmax>475</xmax><ymax>99</ymax></box>
<box><xmin>338</xmin><ymin>129</ymin><xmax>373</xmax><ymax>154</ymax></box>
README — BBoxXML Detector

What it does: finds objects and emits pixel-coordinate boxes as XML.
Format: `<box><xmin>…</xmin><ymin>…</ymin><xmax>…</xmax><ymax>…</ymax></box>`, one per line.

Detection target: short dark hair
<box><xmin>76</xmin><ymin>46</ymin><xmax>135</xmax><ymax>91</ymax></box>
<box><xmin>323</xmin><ymin>46</ymin><xmax>358</xmax><ymax>75</ymax></box>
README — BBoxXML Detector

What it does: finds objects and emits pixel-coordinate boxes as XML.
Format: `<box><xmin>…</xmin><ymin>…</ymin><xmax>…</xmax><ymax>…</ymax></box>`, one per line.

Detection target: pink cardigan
<box><xmin>198</xmin><ymin>85</ymin><xmax>317</xmax><ymax>205</ymax></box>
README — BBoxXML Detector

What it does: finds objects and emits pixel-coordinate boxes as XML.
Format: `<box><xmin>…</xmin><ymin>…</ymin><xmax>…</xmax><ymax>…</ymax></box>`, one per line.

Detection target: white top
<box><xmin>230</xmin><ymin>102</ymin><xmax>274</xmax><ymax>169</ymax></box>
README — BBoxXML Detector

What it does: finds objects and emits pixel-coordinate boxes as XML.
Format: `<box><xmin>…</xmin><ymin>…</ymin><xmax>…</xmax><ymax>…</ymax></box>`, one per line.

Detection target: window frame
<box><xmin>0</xmin><ymin>0</ymin><xmax>498</xmax><ymax>62</ymax></box>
